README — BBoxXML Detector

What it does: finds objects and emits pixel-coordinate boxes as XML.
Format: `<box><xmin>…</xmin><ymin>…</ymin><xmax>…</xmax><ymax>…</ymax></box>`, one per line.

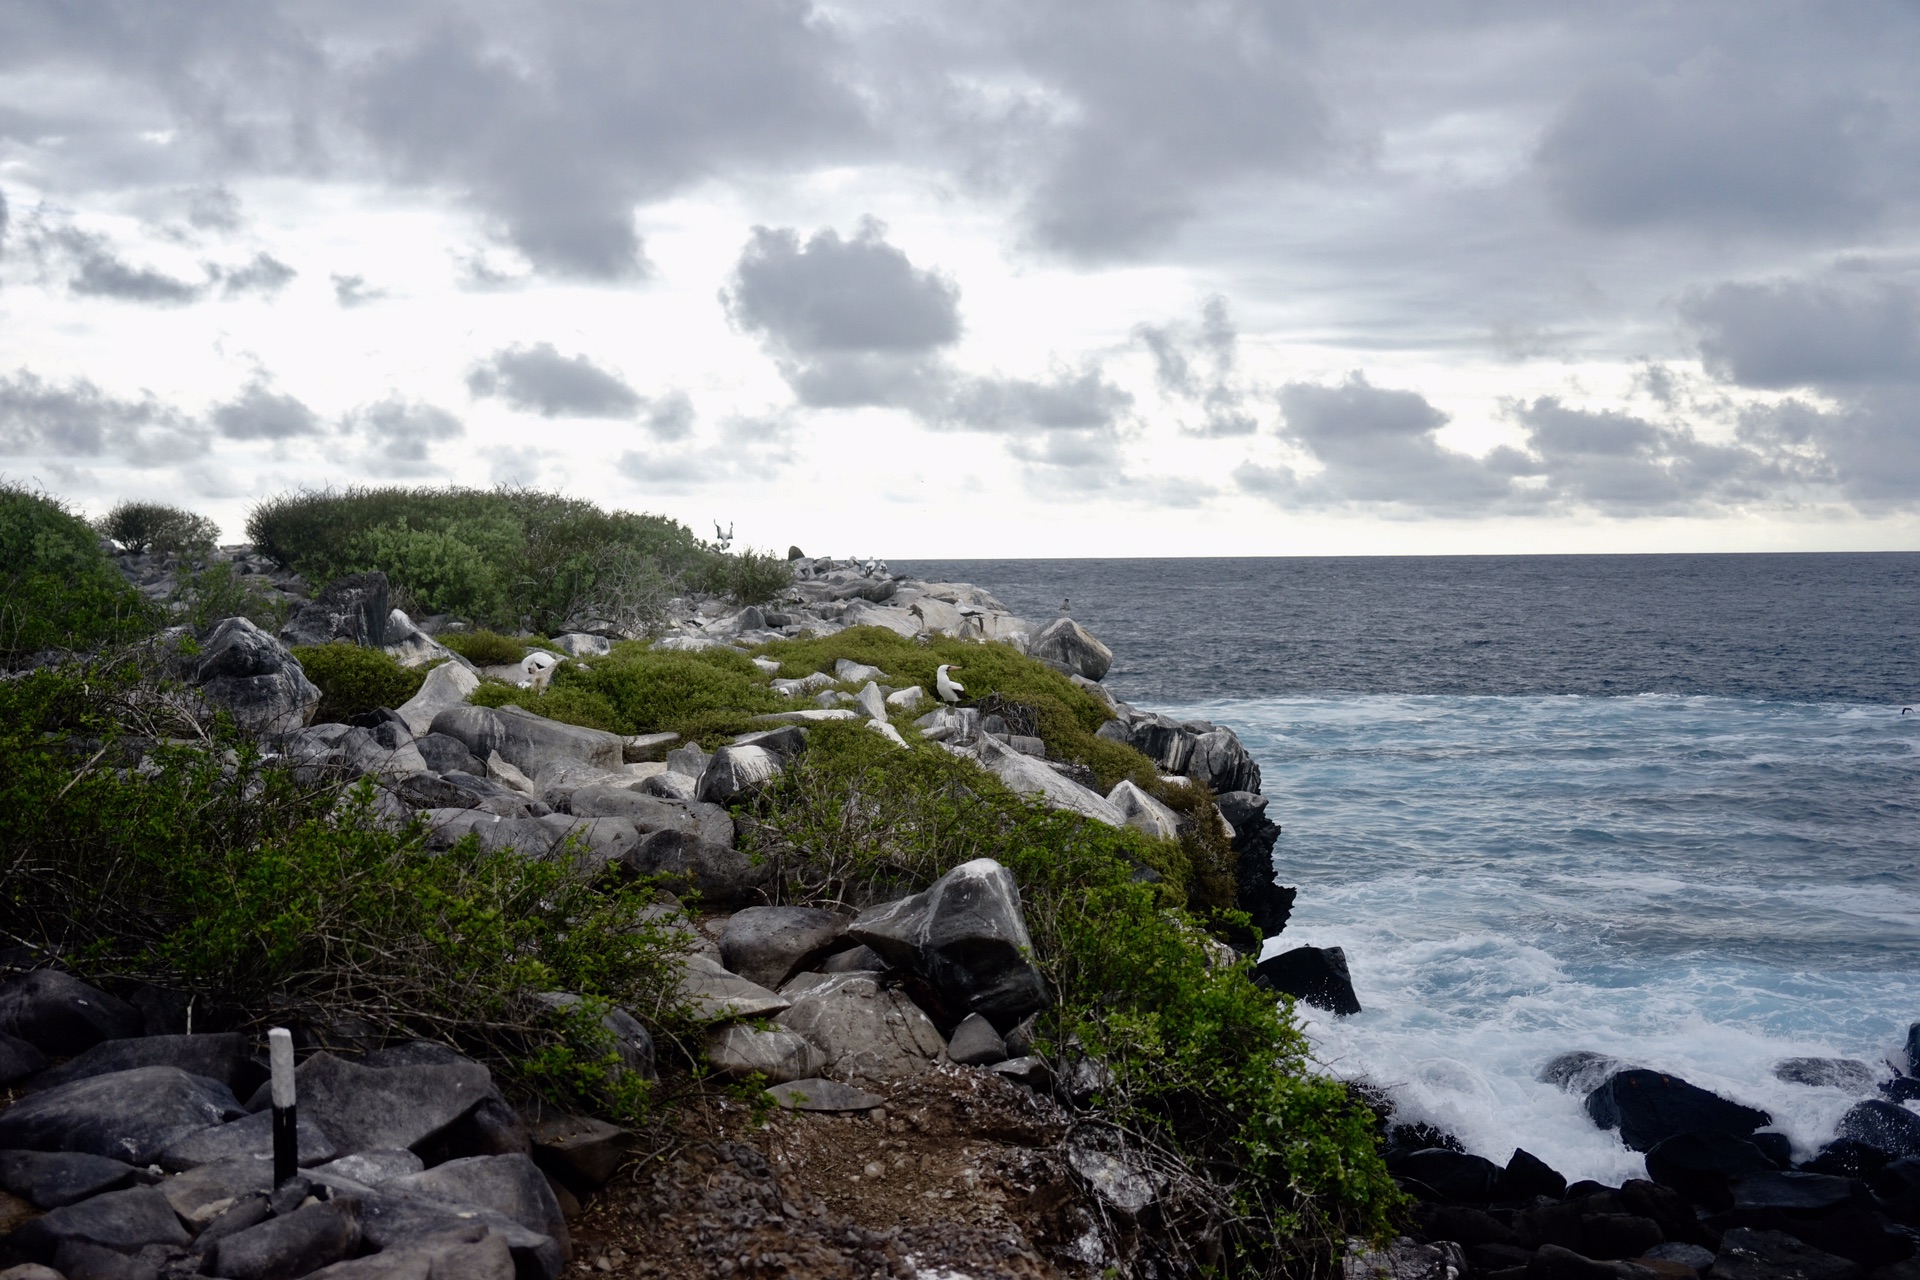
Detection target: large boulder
<box><xmin>1711</xmin><ymin>1228</ymin><xmax>1865</xmax><ymax>1280</ymax></box>
<box><xmin>1644</xmin><ymin>1132</ymin><xmax>1779</xmax><ymax>1209</ymax></box>
<box><xmin>0</xmin><ymin>1030</ymin><xmax>47</xmax><ymax>1087</ymax></box>
<box><xmin>3</xmin><ymin>1185</ymin><xmax>191</xmax><ymax>1263</ymax></box>
<box><xmin>623</xmin><ymin>828</ymin><xmax>766</xmax><ymax>908</ymax></box>
<box><xmin>1835</xmin><ymin>1098</ymin><xmax>1920</xmax><ymax>1160</ymax></box>
<box><xmin>347</xmin><ymin>1190</ymin><xmax>564</xmax><ymax>1280</ymax></box>
<box><xmin>1254</xmin><ymin>945</ymin><xmax>1362</xmax><ymax>1016</ymax></box>
<box><xmin>206</xmin><ymin>1199</ymin><xmax>363</xmax><ymax>1280</ymax></box>
<box><xmin>676</xmin><ymin>955</ymin><xmax>790</xmax><ymax>1022</ymax></box>
<box><xmin>386</xmin><ymin>1153</ymin><xmax>567</xmax><ymax>1247</ymax></box>
<box><xmin>276</xmin><ymin>1052</ymin><xmax>495</xmax><ymax>1157</ymax></box>
<box><xmin>0</xmin><ymin>1151</ymin><xmax>139</xmax><ymax>1209</ymax></box>
<box><xmin>1184</xmin><ymin>727</ymin><xmax>1262</xmax><ymax>794</ymax></box>
<box><xmin>719</xmin><ymin>907</ymin><xmax>852</xmax><ymax>989</ymax></box>
<box><xmin>305</xmin><ymin>1221</ymin><xmax>515</xmax><ymax>1280</ymax></box>
<box><xmin>26</xmin><ymin>1032</ymin><xmax>253</xmax><ymax>1095</ymax></box>
<box><xmin>0</xmin><ymin>971</ymin><xmax>142</xmax><ymax>1056</ymax></box>
<box><xmin>280</xmin><ymin>571</ymin><xmax>392</xmax><ymax>648</ymax></box>
<box><xmin>1216</xmin><ymin>790</ymin><xmax>1296</xmax><ymax>938</ymax></box>
<box><xmin>1584</xmin><ymin>1069</ymin><xmax>1771</xmax><ymax>1153</ymax></box>
<box><xmin>973</xmin><ymin>736</ymin><xmax>1124</xmax><ymax>827</ymax></box>
<box><xmin>0</xmin><ymin>1066</ymin><xmax>245</xmax><ymax>1164</ymax></box>
<box><xmin>1105</xmin><ymin>780</ymin><xmax>1184</xmax><ymax>841</ymax></box>
<box><xmin>428</xmin><ymin>705</ymin><xmax>623</xmax><ymax>777</ymax></box>
<box><xmin>396</xmin><ymin>661</ymin><xmax>480</xmax><ymax>737</ymax></box>
<box><xmin>1028</xmin><ymin>617</ymin><xmax>1113</xmax><ymax>682</ymax></box>
<box><xmin>158</xmin><ymin>1105</ymin><xmax>338</xmax><ymax>1171</ymax></box>
<box><xmin>1772</xmin><ymin>1058</ymin><xmax>1882</xmax><ymax>1094</ymax></box>
<box><xmin>775</xmin><ymin>972</ymin><xmax>946</xmax><ymax>1081</ymax></box>
<box><xmin>703</xmin><ymin>1024</ymin><xmax>827</xmax><ymax>1083</ymax></box>
<box><xmin>186</xmin><ymin>617</ymin><xmax>321</xmax><ymax>733</ymax></box>
<box><xmin>696</xmin><ymin>745</ymin><xmax>782</xmax><ymax>805</ymax></box>
<box><xmin>849</xmin><ymin>858</ymin><xmax>1051</xmax><ymax>1029</ymax></box>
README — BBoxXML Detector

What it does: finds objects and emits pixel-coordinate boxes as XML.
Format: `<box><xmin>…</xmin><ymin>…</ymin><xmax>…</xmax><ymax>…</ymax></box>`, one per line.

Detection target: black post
<box><xmin>268</xmin><ymin>1027</ymin><xmax>296</xmax><ymax>1188</ymax></box>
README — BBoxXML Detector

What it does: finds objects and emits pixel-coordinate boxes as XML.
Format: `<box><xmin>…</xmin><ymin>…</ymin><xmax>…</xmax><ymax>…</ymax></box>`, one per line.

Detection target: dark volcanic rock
<box><xmin>1645</xmin><ymin>1132</ymin><xmax>1780</xmax><ymax>1209</ymax></box>
<box><xmin>274</xmin><ymin>1052</ymin><xmax>495</xmax><ymax>1157</ymax></box>
<box><xmin>850</xmin><ymin>858</ymin><xmax>1050</xmax><ymax>1030</ymax></box>
<box><xmin>1253</xmin><ymin>945</ymin><xmax>1362</xmax><ymax>1016</ymax></box>
<box><xmin>1710</xmin><ymin>1227</ymin><xmax>1864</xmax><ymax>1280</ymax></box>
<box><xmin>1835</xmin><ymin>1099</ymin><xmax>1920</xmax><ymax>1160</ymax></box>
<box><xmin>1541</xmin><ymin>1052</ymin><xmax>1628</xmax><ymax>1096</ymax></box>
<box><xmin>0</xmin><ymin>1031</ymin><xmax>47</xmax><ymax>1087</ymax></box>
<box><xmin>1216</xmin><ymin>790</ymin><xmax>1296</xmax><ymax>938</ymax></box>
<box><xmin>415</xmin><ymin>731</ymin><xmax>485</xmax><ymax>776</ymax></box>
<box><xmin>1772</xmin><ymin>1058</ymin><xmax>1881</xmax><ymax>1094</ymax></box>
<box><xmin>5</xmin><ymin>1185</ymin><xmax>190</xmax><ymax>1262</ymax></box>
<box><xmin>0</xmin><ymin>1066</ymin><xmax>244</xmax><ymax>1163</ymax></box>
<box><xmin>0</xmin><ymin>971</ymin><xmax>142</xmax><ymax>1057</ymax></box>
<box><xmin>1730</xmin><ymin>1171</ymin><xmax>1861</xmax><ymax>1214</ymax></box>
<box><xmin>1523</xmin><ymin>1243</ymin><xmax>1655</xmax><ymax>1280</ymax></box>
<box><xmin>1579</xmin><ymin>1214</ymin><xmax>1663</xmax><ymax>1261</ymax></box>
<box><xmin>388</xmin><ymin>1154</ymin><xmax>567</xmax><ymax>1246</ymax></box>
<box><xmin>1027</xmin><ymin>617</ymin><xmax>1113</xmax><ymax>682</ymax></box>
<box><xmin>719</xmin><ymin>906</ymin><xmax>851</xmax><ymax>990</ymax></box>
<box><xmin>0</xmin><ymin>1150</ymin><xmax>139</xmax><ymax>1208</ymax></box>
<box><xmin>280</xmin><ymin>572</ymin><xmax>391</xmax><ymax>649</ymax></box>
<box><xmin>1801</xmin><ymin>1139</ymin><xmax>1891</xmax><ymax>1179</ymax></box>
<box><xmin>1395</xmin><ymin>1148</ymin><xmax>1502</xmax><ymax>1203</ymax></box>
<box><xmin>158</xmin><ymin>1106</ymin><xmax>338</xmax><ymax>1171</ymax></box>
<box><xmin>1584</xmin><ymin>1070</ymin><xmax>1770</xmax><ymax>1152</ymax></box>
<box><xmin>27</xmin><ymin>1033</ymin><xmax>252</xmax><ymax>1096</ymax></box>
<box><xmin>1502</xmin><ymin>1148</ymin><xmax>1569</xmax><ymax>1200</ymax></box>
<box><xmin>186</xmin><ymin>616</ymin><xmax>321</xmax><ymax>734</ymax></box>
<box><xmin>208</xmin><ymin>1199</ymin><xmax>362</xmax><ymax>1280</ymax></box>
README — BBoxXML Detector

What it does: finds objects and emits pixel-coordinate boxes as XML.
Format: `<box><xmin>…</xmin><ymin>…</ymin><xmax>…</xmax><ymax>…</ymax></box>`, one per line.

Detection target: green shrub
<box><xmin>473</xmin><ymin>645</ymin><xmax>787</xmax><ymax>744</ymax></box>
<box><xmin>439</xmin><ymin>629</ymin><xmax>528</xmax><ymax>666</ymax></box>
<box><xmin>741</xmin><ymin>724</ymin><xmax>1403</xmax><ymax>1271</ymax></box>
<box><xmin>292</xmin><ymin>643</ymin><xmax>429</xmax><ymax>723</ymax></box>
<box><xmin>470</xmin><ymin>679</ymin><xmax>626</xmax><ymax>735</ymax></box>
<box><xmin>96</xmin><ymin>500</ymin><xmax>219</xmax><ymax>555</ymax></box>
<box><xmin>0</xmin><ymin>483</ymin><xmax>155</xmax><ymax>663</ymax></box>
<box><xmin>0</xmin><ymin>656</ymin><xmax>689</xmax><ymax>1119</ymax></box>
<box><xmin>245</xmin><ymin>486</ymin><xmax>774</xmax><ymax>633</ymax></box>
<box><xmin>169</xmin><ymin>560</ymin><xmax>291</xmax><ymax>634</ymax></box>
<box><xmin>695</xmin><ymin>546</ymin><xmax>793</xmax><ymax>606</ymax></box>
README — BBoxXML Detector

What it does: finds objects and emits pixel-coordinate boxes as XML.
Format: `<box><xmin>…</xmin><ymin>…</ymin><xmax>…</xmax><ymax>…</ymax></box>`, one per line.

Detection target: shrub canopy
<box><xmin>0</xmin><ymin>484</ymin><xmax>154</xmax><ymax>663</ymax></box>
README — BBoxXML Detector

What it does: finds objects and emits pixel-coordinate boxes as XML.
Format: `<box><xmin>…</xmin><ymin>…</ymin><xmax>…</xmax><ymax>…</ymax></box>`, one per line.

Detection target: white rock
<box><xmin>677</xmin><ymin>954</ymin><xmax>790</xmax><ymax>1023</ymax></box>
<box><xmin>975</xmin><ymin>736</ymin><xmax>1125</xmax><ymax>827</ymax></box>
<box><xmin>834</xmin><ymin>659</ymin><xmax>886</xmax><ymax>683</ymax></box>
<box><xmin>840</xmin><ymin>601</ymin><xmax>920</xmax><ymax>638</ymax></box>
<box><xmin>752</xmin><ymin>656</ymin><xmax>781</xmax><ymax>674</ymax></box>
<box><xmin>775</xmin><ymin>972</ymin><xmax>946</xmax><ymax>1081</ymax></box>
<box><xmin>396</xmin><ymin>660</ymin><xmax>480</xmax><ymax>737</ymax></box>
<box><xmin>1106</xmin><ymin>779</ymin><xmax>1185</xmax><ymax>842</ymax></box>
<box><xmin>855</xmin><ymin>681</ymin><xmax>888</xmax><ymax>721</ymax></box>
<box><xmin>552</xmin><ymin>632</ymin><xmax>612</xmax><ymax>657</ymax></box>
<box><xmin>885</xmin><ymin>685</ymin><xmax>927</xmax><ymax>712</ymax></box>
<box><xmin>487</xmin><ymin>751</ymin><xmax>538</xmax><ymax>796</ymax></box>
<box><xmin>908</xmin><ymin>597</ymin><xmax>966</xmax><ymax>636</ymax></box>
<box><xmin>866</xmin><ymin>720</ymin><xmax>908</xmax><ymax>749</ymax></box>
<box><xmin>383</xmin><ymin>609</ymin><xmax>459</xmax><ymax>670</ymax></box>
<box><xmin>750</xmin><ymin>709</ymin><xmax>861</xmax><ymax>724</ymax></box>
<box><xmin>704</xmin><ymin>1024</ymin><xmax>826</xmax><ymax>1084</ymax></box>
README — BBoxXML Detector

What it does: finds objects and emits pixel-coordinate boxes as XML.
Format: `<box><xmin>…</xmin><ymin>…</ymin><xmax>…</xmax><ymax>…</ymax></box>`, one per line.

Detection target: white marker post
<box><xmin>267</xmin><ymin>1027</ymin><xmax>296</xmax><ymax>1188</ymax></box>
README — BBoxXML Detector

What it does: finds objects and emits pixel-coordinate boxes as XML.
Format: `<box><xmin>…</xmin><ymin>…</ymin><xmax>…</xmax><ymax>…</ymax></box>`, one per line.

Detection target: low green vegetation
<box><xmin>0</xmin><ymin>655</ymin><xmax>687</xmax><ymax>1120</ymax></box>
<box><xmin>438</xmin><ymin>628</ymin><xmax>530</xmax><ymax>666</ymax></box>
<box><xmin>246</xmin><ymin>486</ymin><xmax>792</xmax><ymax>634</ymax></box>
<box><xmin>743</xmin><ymin>722</ymin><xmax>1402</xmax><ymax>1271</ymax></box>
<box><xmin>0</xmin><ymin>483</ymin><xmax>156</xmax><ymax>664</ymax></box>
<box><xmin>293</xmin><ymin>643</ymin><xmax>432</xmax><ymax>723</ymax></box>
<box><xmin>95</xmin><ymin>500</ymin><xmax>219</xmax><ymax>555</ymax></box>
<box><xmin>473</xmin><ymin>645</ymin><xmax>788</xmax><ymax>742</ymax></box>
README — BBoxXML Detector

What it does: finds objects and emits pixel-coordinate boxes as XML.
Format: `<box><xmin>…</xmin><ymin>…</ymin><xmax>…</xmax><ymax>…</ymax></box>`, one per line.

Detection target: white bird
<box><xmin>935</xmin><ymin>663</ymin><xmax>966</xmax><ymax>704</ymax></box>
<box><xmin>520</xmin><ymin>649</ymin><xmax>559</xmax><ymax>691</ymax></box>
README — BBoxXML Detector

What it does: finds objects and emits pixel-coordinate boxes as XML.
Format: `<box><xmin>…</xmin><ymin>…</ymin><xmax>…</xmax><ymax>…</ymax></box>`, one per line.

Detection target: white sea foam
<box><xmin>1156</xmin><ymin>692</ymin><xmax>1920</xmax><ymax>1185</ymax></box>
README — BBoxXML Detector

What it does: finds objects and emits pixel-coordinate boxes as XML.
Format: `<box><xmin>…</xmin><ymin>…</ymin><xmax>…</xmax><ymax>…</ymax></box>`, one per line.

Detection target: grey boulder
<box><xmin>676</xmin><ymin>955</ymin><xmax>789</xmax><ymax>1023</ymax></box>
<box><xmin>527</xmin><ymin>1114</ymin><xmax>631</xmax><ymax>1193</ymax></box>
<box><xmin>1105</xmin><ymin>780</ymin><xmax>1184</xmax><ymax>842</ymax></box>
<box><xmin>187</xmin><ymin>617</ymin><xmax>321</xmax><ymax>734</ymax></box>
<box><xmin>428</xmin><ymin>705</ymin><xmax>623</xmax><ymax>777</ymax></box>
<box><xmin>531</xmin><ymin>995</ymin><xmax>654</xmax><ymax>1080</ymax></box>
<box><xmin>973</xmin><ymin>736</ymin><xmax>1123</xmax><ymax>827</ymax></box>
<box><xmin>386</xmin><ymin>1153</ymin><xmax>567</xmax><ymax>1247</ymax></box>
<box><xmin>275</xmin><ymin>1052</ymin><xmax>495</xmax><ymax>1157</ymax></box>
<box><xmin>703</xmin><ymin>1024</ymin><xmax>826</xmax><ymax>1084</ymax></box>
<box><xmin>766</xmin><ymin>1079</ymin><xmax>885</xmax><ymax>1112</ymax></box>
<box><xmin>775</xmin><ymin>972</ymin><xmax>945</xmax><ymax>1081</ymax></box>
<box><xmin>280</xmin><ymin>572</ymin><xmax>392</xmax><ymax>649</ymax></box>
<box><xmin>946</xmin><ymin>1013</ymin><xmax>1008</xmax><ymax>1067</ymax></box>
<box><xmin>0</xmin><ymin>1151</ymin><xmax>138</xmax><ymax>1209</ymax></box>
<box><xmin>351</xmin><ymin>1191</ymin><xmax>563</xmax><ymax>1280</ymax></box>
<box><xmin>395</xmin><ymin>663</ymin><xmax>481</xmax><ymax>739</ymax></box>
<box><xmin>0</xmin><ymin>1031</ymin><xmax>48</xmax><ymax>1087</ymax></box>
<box><xmin>305</xmin><ymin>1222</ymin><xmax>514</xmax><ymax>1280</ymax></box>
<box><xmin>1028</xmin><ymin>617</ymin><xmax>1113</xmax><ymax>682</ymax></box>
<box><xmin>719</xmin><ymin>907</ymin><xmax>851</xmax><ymax>989</ymax></box>
<box><xmin>696</xmin><ymin>745</ymin><xmax>781</xmax><ymax>805</ymax></box>
<box><xmin>0</xmin><ymin>1066</ymin><xmax>244</xmax><ymax>1164</ymax></box>
<box><xmin>5</xmin><ymin>1185</ymin><xmax>189</xmax><ymax>1262</ymax></box>
<box><xmin>0</xmin><ymin>971</ymin><xmax>141</xmax><ymax>1057</ymax></box>
<box><xmin>207</xmin><ymin>1199</ymin><xmax>362</xmax><ymax>1280</ymax></box>
<box><xmin>27</xmin><ymin>1032</ymin><xmax>251</xmax><ymax>1095</ymax></box>
<box><xmin>849</xmin><ymin>857</ymin><xmax>1051</xmax><ymax>1029</ymax></box>
<box><xmin>622</xmin><ymin>829</ymin><xmax>764</xmax><ymax>909</ymax></box>
<box><xmin>158</xmin><ymin>1106</ymin><xmax>338</xmax><ymax>1171</ymax></box>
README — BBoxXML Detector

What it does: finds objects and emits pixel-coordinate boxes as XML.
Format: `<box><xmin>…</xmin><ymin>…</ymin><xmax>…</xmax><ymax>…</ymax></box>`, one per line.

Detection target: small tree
<box><xmin>97</xmin><ymin>501</ymin><xmax>220</xmax><ymax>556</ymax></box>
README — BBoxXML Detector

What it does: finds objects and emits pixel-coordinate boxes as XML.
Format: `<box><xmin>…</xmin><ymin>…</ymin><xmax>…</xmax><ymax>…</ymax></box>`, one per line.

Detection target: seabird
<box><xmin>521</xmin><ymin>649</ymin><xmax>559</xmax><ymax>691</ymax></box>
<box><xmin>936</xmin><ymin>663</ymin><xmax>966</xmax><ymax>704</ymax></box>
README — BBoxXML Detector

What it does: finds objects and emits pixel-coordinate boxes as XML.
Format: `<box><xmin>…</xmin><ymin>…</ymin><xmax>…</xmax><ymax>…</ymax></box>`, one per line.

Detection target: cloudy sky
<box><xmin>2</xmin><ymin>1</ymin><xmax>1917</xmax><ymax>556</ymax></box>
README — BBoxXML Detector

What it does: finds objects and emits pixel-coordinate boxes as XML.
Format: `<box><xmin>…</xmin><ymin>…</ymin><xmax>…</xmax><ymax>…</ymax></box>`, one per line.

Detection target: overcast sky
<box><xmin>2</xmin><ymin>1</ymin><xmax>1917</xmax><ymax>556</ymax></box>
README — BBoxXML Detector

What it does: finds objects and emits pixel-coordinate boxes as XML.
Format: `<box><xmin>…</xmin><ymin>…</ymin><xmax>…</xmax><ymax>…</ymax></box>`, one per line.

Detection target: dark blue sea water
<box><xmin>897</xmin><ymin>555</ymin><xmax>1920</xmax><ymax>1181</ymax></box>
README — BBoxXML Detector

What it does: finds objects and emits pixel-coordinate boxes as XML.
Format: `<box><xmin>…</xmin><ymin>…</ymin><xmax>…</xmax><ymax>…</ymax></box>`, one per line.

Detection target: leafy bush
<box><xmin>439</xmin><ymin>629</ymin><xmax>528</xmax><ymax>666</ymax></box>
<box><xmin>169</xmin><ymin>560</ymin><xmax>291</xmax><ymax>634</ymax></box>
<box><xmin>473</xmin><ymin>645</ymin><xmax>787</xmax><ymax>744</ymax></box>
<box><xmin>96</xmin><ymin>500</ymin><xmax>220</xmax><ymax>555</ymax></box>
<box><xmin>471</xmin><ymin>679</ymin><xmax>627</xmax><ymax>735</ymax></box>
<box><xmin>0</xmin><ymin>483</ymin><xmax>155</xmax><ymax>663</ymax></box>
<box><xmin>246</xmin><ymin>486</ymin><xmax>780</xmax><ymax>632</ymax></box>
<box><xmin>292</xmin><ymin>643</ymin><xmax>430</xmax><ymax>723</ymax></box>
<box><xmin>0</xmin><ymin>656</ymin><xmax>689</xmax><ymax>1118</ymax></box>
<box><xmin>695</xmin><ymin>546</ymin><xmax>793</xmax><ymax>606</ymax></box>
<box><xmin>741</xmin><ymin>724</ymin><xmax>1403</xmax><ymax>1272</ymax></box>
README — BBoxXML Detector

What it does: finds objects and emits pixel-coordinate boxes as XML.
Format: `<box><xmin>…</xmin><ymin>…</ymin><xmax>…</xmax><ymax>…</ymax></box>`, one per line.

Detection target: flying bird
<box><xmin>936</xmin><ymin>664</ymin><xmax>965</xmax><ymax>704</ymax></box>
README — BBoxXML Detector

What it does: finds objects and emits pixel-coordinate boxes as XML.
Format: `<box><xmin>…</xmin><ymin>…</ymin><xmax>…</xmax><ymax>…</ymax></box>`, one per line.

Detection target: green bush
<box><xmin>169</xmin><ymin>560</ymin><xmax>291</xmax><ymax>634</ymax></box>
<box><xmin>0</xmin><ymin>656</ymin><xmax>689</xmax><ymax>1119</ymax></box>
<box><xmin>438</xmin><ymin>629</ymin><xmax>528</xmax><ymax>666</ymax></box>
<box><xmin>741</xmin><ymin>724</ymin><xmax>1403</xmax><ymax>1271</ymax></box>
<box><xmin>0</xmin><ymin>483</ymin><xmax>155</xmax><ymax>663</ymax></box>
<box><xmin>246</xmin><ymin>486</ymin><xmax>780</xmax><ymax>632</ymax></box>
<box><xmin>695</xmin><ymin>546</ymin><xmax>793</xmax><ymax>606</ymax></box>
<box><xmin>292</xmin><ymin>643</ymin><xmax>430</xmax><ymax>723</ymax></box>
<box><xmin>96</xmin><ymin>500</ymin><xmax>219</xmax><ymax>555</ymax></box>
<box><xmin>473</xmin><ymin>644</ymin><xmax>787</xmax><ymax>744</ymax></box>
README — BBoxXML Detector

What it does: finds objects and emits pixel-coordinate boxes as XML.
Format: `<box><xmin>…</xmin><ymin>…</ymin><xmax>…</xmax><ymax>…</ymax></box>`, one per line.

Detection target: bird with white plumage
<box><xmin>935</xmin><ymin>663</ymin><xmax>965</xmax><ymax>704</ymax></box>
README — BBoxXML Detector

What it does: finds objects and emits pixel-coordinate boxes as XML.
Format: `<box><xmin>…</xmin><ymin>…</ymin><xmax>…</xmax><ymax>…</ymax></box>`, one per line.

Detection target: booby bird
<box><xmin>935</xmin><ymin>663</ymin><xmax>965</xmax><ymax>704</ymax></box>
<box><xmin>520</xmin><ymin>649</ymin><xmax>559</xmax><ymax>691</ymax></box>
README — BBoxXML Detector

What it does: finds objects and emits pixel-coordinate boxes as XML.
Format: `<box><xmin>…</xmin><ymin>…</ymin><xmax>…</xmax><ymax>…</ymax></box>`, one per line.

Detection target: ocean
<box><xmin>895</xmin><ymin>554</ymin><xmax>1920</xmax><ymax>1184</ymax></box>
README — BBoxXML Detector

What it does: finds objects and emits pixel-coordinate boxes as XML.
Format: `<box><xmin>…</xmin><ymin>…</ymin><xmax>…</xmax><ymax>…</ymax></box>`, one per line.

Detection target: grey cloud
<box><xmin>1273</xmin><ymin>373</ymin><xmax>1512</xmax><ymax>507</ymax></box>
<box><xmin>642</xmin><ymin>391</ymin><xmax>695</xmax><ymax>442</ymax></box>
<box><xmin>0</xmin><ymin>369</ymin><xmax>208</xmax><ymax>464</ymax></box>
<box><xmin>1683</xmin><ymin>275</ymin><xmax>1920</xmax><ymax>389</ymax></box>
<box><xmin>1135</xmin><ymin>296</ymin><xmax>1261</xmax><ymax>437</ymax></box>
<box><xmin>725</xmin><ymin>221</ymin><xmax>960</xmax><ymax>355</ymax></box>
<box><xmin>218</xmin><ymin>251</ymin><xmax>295</xmax><ymax>297</ymax></box>
<box><xmin>0</xmin><ymin>188</ymin><xmax>9</xmax><ymax>257</ymax></box>
<box><xmin>186</xmin><ymin>186</ymin><xmax>241</xmax><ymax>232</ymax></box>
<box><xmin>1512</xmin><ymin>397</ymin><xmax>1800</xmax><ymax>513</ymax></box>
<box><xmin>467</xmin><ymin>343</ymin><xmax>642</xmax><ymax>418</ymax></box>
<box><xmin>943</xmin><ymin>368</ymin><xmax>1131</xmax><ymax>434</ymax></box>
<box><xmin>1537</xmin><ymin>58</ymin><xmax>1890</xmax><ymax>235</ymax></box>
<box><xmin>1737</xmin><ymin>394</ymin><xmax>1918</xmax><ymax>505</ymax></box>
<box><xmin>213</xmin><ymin>382</ymin><xmax>320</xmax><ymax>440</ymax></box>
<box><xmin>350</xmin><ymin>396</ymin><xmax>463</xmax><ymax>467</ymax></box>
<box><xmin>332</xmin><ymin>273</ymin><xmax>384</xmax><ymax>307</ymax></box>
<box><xmin>52</xmin><ymin>228</ymin><xmax>205</xmax><ymax>304</ymax></box>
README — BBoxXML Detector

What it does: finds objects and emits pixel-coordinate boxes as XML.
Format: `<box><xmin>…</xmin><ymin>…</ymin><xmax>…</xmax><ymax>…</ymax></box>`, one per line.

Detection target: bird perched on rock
<box><xmin>520</xmin><ymin>649</ymin><xmax>559</xmax><ymax>691</ymax></box>
<box><xmin>936</xmin><ymin>663</ymin><xmax>965</xmax><ymax>704</ymax></box>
